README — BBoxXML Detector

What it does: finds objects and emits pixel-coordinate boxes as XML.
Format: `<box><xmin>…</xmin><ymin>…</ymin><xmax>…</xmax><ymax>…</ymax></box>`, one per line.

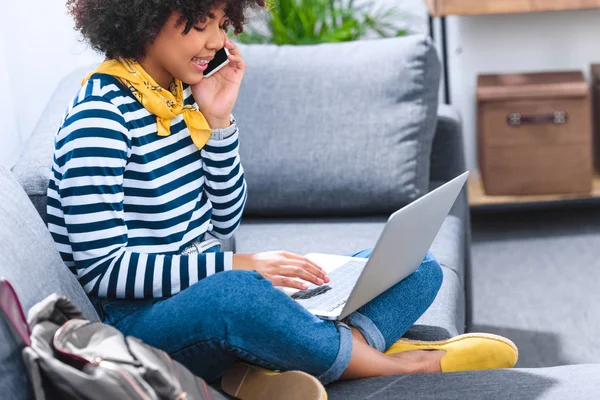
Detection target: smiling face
<box><xmin>140</xmin><ymin>7</ymin><xmax>228</xmax><ymax>88</ymax></box>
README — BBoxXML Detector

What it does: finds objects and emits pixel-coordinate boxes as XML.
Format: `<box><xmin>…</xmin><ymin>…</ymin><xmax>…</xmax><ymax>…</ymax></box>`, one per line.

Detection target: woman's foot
<box><xmin>349</xmin><ymin>326</ymin><xmax>445</xmax><ymax>374</ymax></box>
<box><xmin>385</xmin><ymin>333</ymin><xmax>519</xmax><ymax>372</ymax></box>
<box><xmin>221</xmin><ymin>362</ymin><xmax>327</xmax><ymax>400</ymax></box>
<box><xmin>387</xmin><ymin>350</ymin><xmax>445</xmax><ymax>373</ymax></box>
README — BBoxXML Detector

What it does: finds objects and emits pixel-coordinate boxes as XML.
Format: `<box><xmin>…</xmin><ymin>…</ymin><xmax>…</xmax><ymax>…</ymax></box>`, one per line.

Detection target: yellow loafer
<box><xmin>385</xmin><ymin>333</ymin><xmax>519</xmax><ymax>372</ymax></box>
<box><xmin>221</xmin><ymin>362</ymin><xmax>328</xmax><ymax>400</ymax></box>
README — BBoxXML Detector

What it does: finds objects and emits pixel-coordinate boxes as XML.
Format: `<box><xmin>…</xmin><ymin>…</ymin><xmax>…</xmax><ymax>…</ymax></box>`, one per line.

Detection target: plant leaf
<box><xmin>244</xmin><ymin>0</ymin><xmax>408</xmax><ymax>45</ymax></box>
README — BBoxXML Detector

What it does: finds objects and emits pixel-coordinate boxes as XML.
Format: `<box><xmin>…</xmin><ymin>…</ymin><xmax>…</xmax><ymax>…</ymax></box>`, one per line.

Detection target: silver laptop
<box><xmin>287</xmin><ymin>172</ymin><xmax>469</xmax><ymax>321</ymax></box>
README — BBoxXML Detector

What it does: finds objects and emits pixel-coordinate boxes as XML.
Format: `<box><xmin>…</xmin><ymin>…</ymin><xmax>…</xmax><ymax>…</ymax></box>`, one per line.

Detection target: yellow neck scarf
<box><xmin>83</xmin><ymin>59</ymin><xmax>211</xmax><ymax>150</ymax></box>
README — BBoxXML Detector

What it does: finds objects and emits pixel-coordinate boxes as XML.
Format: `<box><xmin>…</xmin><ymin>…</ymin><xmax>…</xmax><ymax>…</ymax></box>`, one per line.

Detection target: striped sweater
<box><xmin>47</xmin><ymin>73</ymin><xmax>247</xmax><ymax>299</ymax></box>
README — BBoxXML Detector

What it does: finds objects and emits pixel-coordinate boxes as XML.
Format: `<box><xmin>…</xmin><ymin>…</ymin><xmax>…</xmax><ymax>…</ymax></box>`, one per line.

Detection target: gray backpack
<box><xmin>0</xmin><ymin>279</ymin><xmax>228</xmax><ymax>400</ymax></box>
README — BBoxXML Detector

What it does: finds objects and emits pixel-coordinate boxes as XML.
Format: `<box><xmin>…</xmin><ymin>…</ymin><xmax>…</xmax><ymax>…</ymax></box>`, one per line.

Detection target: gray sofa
<box><xmin>2</xmin><ymin>35</ymin><xmax>599</xmax><ymax>399</ymax></box>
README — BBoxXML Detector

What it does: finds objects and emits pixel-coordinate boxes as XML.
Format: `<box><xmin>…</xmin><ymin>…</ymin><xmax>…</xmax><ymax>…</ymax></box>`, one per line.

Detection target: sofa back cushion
<box><xmin>0</xmin><ymin>167</ymin><xmax>99</xmax><ymax>399</ymax></box>
<box><xmin>235</xmin><ymin>35</ymin><xmax>440</xmax><ymax>217</ymax></box>
<box><xmin>13</xmin><ymin>35</ymin><xmax>440</xmax><ymax>221</ymax></box>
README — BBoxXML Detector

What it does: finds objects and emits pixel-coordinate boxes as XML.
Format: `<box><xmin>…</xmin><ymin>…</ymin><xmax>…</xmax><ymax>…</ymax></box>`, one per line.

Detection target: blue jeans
<box><xmin>90</xmin><ymin>249</ymin><xmax>442</xmax><ymax>384</ymax></box>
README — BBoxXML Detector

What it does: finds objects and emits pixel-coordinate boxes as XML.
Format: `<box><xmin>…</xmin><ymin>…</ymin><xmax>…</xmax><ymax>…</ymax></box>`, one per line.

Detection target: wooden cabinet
<box><xmin>426</xmin><ymin>0</ymin><xmax>600</xmax><ymax>17</ymax></box>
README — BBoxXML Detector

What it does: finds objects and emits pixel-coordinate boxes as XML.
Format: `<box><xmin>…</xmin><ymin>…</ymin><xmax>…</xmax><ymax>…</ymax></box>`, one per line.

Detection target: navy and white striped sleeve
<box><xmin>201</xmin><ymin>120</ymin><xmax>247</xmax><ymax>239</ymax></box>
<box><xmin>50</xmin><ymin>97</ymin><xmax>233</xmax><ymax>299</ymax></box>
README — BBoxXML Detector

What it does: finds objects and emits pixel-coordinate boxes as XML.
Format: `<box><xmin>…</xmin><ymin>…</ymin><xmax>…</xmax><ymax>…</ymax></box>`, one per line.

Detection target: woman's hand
<box><xmin>192</xmin><ymin>39</ymin><xmax>245</xmax><ymax>128</ymax></box>
<box><xmin>233</xmin><ymin>251</ymin><xmax>331</xmax><ymax>290</ymax></box>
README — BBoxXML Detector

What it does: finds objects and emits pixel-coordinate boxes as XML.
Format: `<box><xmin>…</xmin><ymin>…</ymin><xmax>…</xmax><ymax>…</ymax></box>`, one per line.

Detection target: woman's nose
<box><xmin>205</xmin><ymin>27</ymin><xmax>226</xmax><ymax>51</ymax></box>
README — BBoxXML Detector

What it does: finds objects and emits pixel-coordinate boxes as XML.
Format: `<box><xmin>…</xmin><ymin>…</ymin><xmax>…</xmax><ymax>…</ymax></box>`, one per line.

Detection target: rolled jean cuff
<box><xmin>317</xmin><ymin>322</ymin><xmax>353</xmax><ymax>385</ymax></box>
<box><xmin>345</xmin><ymin>311</ymin><xmax>386</xmax><ymax>352</ymax></box>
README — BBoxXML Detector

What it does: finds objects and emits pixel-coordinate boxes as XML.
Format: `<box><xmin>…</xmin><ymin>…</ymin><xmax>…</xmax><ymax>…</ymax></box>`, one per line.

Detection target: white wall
<box><xmin>0</xmin><ymin>0</ymin><xmax>426</xmax><ymax>169</ymax></box>
<box><xmin>0</xmin><ymin>2</ymin><xmax>102</xmax><ymax>168</ymax></box>
<box><xmin>0</xmin><ymin>35</ymin><xmax>21</xmax><ymax>168</ymax></box>
<box><xmin>368</xmin><ymin>0</ymin><xmax>428</xmax><ymax>34</ymax></box>
<box><xmin>2</xmin><ymin>1</ymin><xmax>600</xmax><ymax>172</ymax></box>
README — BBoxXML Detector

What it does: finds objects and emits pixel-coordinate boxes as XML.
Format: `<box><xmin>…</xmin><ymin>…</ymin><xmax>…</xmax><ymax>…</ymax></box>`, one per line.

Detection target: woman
<box><xmin>48</xmin><ymin>0</ymin><xmax>518</xmax><ymax>398</ymax></box>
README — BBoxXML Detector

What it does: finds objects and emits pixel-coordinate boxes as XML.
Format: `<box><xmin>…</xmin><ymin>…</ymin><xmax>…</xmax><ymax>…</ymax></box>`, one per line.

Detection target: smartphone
<box><xmin>203</xmin><ymin>47</ymin><xmax>230</xmax><ymax>78</ymax></box>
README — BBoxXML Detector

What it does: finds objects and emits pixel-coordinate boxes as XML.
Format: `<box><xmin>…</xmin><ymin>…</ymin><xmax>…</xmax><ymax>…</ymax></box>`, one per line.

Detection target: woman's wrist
<box><xmin>232</xmin><ymin>254</ymin><xmax>253</xmax><ymax>271</ymax></box>
<box><xmin>206</xmin><ymin>116</ymin><xmax>232</xmax><ymax>129</ymax></box>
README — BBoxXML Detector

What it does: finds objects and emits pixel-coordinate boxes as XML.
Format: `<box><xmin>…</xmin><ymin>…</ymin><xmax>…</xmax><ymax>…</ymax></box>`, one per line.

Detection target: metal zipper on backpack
<box><xmin>91</xmin><ymin>355</ymin><xmax>143</xmax><ymax>367</ymax></box>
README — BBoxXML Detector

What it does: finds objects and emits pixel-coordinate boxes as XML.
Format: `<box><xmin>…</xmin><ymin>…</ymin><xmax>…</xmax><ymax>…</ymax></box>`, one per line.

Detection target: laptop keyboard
<box><xmin>291</xmin><ymin>259</ymin><xmax>366</xmax><ymax>312</ymax></box>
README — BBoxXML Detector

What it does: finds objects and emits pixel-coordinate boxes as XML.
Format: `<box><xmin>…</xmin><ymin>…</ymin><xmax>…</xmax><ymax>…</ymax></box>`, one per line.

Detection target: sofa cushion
<box><xmin>236</xmin><ymin>216</ymin><xmax>465</xmax><ymax>339</ymax></box>
<box><xmin>14</xmin><ymin>35</ymin><xmax>441</xmax><ymax>220</ymax></box>
<box><xmin>235</xmin><ymin>35</ymin><xmax>441</xmax><ymax>217</ymax></box>
<box><xmin>234</xmin><ymin>214</ymin><xmax>467</xmax><ymax>340</ymax></box>
<box><xmin>235</xmin><ymin>216</ymin><xmax>388</xmax><ymax>256</ymax></box>
<box><xmin>0</xmin><ymin>167</ymin><xmax>99</xmax><ymax>399</ymax></box>
<box><xmin>326</xmin><ymin>364</ymin><xmax>600</xmax><ymax>400</ymax></box>
<box><xmin>235</xmin><ymin>190</ymin><xmax>468</xmax><ymax>282</ymax></box>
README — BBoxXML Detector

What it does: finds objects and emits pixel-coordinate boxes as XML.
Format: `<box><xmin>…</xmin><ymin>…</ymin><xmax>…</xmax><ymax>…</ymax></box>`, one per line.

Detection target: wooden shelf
<box><xmin>425</xmin><ymin>0</ymin><xmax>600</xmax><ymax>17</ymax></box>
<box><xmin>468</xmin><ymin>173</ymin><xmax>600</xmax><ymax>207</ymax></box>
<box><xmin>427</xmin><ymin>1</ymin><xmax>600</xmax><ymax>209</ymax></box>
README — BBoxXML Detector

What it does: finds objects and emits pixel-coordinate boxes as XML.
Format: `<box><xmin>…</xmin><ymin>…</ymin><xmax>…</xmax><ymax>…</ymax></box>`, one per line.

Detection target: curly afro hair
<box><xmin>67</xmin><ymin>0</ymin><xmax>265</xmax><ymax>60</ymax></box>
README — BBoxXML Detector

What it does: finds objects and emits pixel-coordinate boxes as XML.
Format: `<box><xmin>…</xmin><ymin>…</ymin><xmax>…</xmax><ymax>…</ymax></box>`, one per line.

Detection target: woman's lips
<box><xmin>192</xmin><ymin>56</ymin><xmax>213</xmax><ymax>72</ymax></box>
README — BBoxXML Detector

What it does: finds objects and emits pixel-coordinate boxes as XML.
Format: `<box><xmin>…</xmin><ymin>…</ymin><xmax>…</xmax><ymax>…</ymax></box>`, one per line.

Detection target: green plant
<box><xmin>237</xmin><ymin>0</ymin><xmax>407</xmax><ymax>45</ymax></box>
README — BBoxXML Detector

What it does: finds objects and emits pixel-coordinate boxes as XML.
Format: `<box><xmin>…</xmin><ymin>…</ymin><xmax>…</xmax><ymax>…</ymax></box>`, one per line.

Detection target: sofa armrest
<box><xmin>430</xmin><ymin>104</ymin><xmax>466</xmax><ymax>184</ymax></box>
<box><xmin>429</xmin><ymin>104</ymin><xmax>474</xmax><ymax>331</ymax></box>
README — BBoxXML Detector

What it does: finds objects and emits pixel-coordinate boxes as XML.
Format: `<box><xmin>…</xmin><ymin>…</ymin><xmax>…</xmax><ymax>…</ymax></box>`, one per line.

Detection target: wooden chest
<box><xmin>592</xmin><ymin>65</ymin><xmax>600</xmax><ymax>172</ymax></box>
<box><xmin>477</xmin><ymin>71</ymin><xmax>593</xmax><ymax>196</ymax></box>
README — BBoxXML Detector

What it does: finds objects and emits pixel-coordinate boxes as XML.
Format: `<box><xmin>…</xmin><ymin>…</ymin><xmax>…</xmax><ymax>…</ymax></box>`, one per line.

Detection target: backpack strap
<box><xmin>0</xmin><ymin>278</ymin><xmax>31</xmax><ymax>346</ymax></box>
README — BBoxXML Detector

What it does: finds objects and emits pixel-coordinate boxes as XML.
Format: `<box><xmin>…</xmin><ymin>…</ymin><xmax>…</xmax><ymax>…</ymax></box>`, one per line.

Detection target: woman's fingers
<box><xmin>281</xmin><ymin>251</ymin><xmax>325</xmax><ymax>271</ymax></box>
<box><xmin>281</xmin><ymin>258</ymin><xmax>328</xmax><ymax>284</ymax></box>
<box><xmin>270</xmin><ymin>276</ymin><xmax>310</xmax><ymax>290</ymax></box>
<box><xmin>280</xmin><ymin>251</ymin><xmax>330</xmax><ymax>283</ymax></box>
<box><xmin>278</xmin><ymin>264</ymin><xmax>325</xmax><ymax>286</ymax></box>
<box><xmin>227</xmin><ymin>54</ymin><xmax>245</xmax><ymax>71</ymax></box>
<box><xmin>224</xmin><ymin>38</ymin><xmax>240</xmax><ymax>55</ymax></box>
<box><xmin>225</xmin><ymin>40</ymin><xmax>245</xmax><ymax>69</ymax></box>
